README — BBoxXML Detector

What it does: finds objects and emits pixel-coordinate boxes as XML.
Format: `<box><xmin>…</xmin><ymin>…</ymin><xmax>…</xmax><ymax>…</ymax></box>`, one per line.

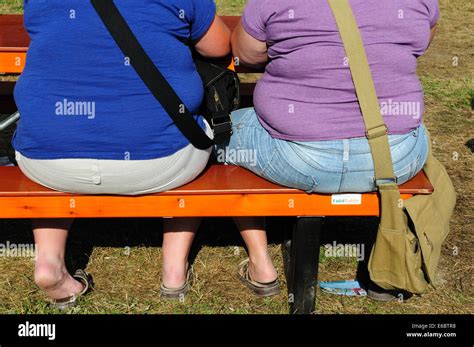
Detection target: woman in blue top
<box><xmin>14</xmin><ymin>0</ymin><xmax>232</xmax><ymax>306</ymax></box>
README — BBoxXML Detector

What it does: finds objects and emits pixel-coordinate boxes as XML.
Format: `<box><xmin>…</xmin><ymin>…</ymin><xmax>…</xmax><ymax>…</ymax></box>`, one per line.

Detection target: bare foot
<box><xmin>248</xmin><ymin>255</ymin><xmax>278</xmax><ymax>283</ymax></box>
<box><xmin>162</xmin><ymin>261</ymin><xmax>188</xmax><ymax>289</ymax></box>
<box><xmin>34</xmin><ymin>258</ymin><xmax>84</xmax><ymax>300</ymax></box>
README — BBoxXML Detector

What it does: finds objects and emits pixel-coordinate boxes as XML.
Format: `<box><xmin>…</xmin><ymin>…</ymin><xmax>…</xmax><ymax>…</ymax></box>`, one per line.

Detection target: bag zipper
<box><xmin>212</xmin><ymin>87</ymin><xmax>225</xmax><ymax>112</ymax></box>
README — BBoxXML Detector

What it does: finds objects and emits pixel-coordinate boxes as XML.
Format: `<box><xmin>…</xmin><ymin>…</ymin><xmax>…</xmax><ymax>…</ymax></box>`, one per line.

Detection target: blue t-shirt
<box><xmin>14</xmin><ymin>0</ymin><xmax>216</xmax><ymax>160</ymax></box>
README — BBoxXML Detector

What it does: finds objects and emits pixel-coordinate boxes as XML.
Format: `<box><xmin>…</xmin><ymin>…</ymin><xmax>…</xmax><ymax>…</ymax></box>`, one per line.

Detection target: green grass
<box><xmin>216</xmin><ymin>0</ymin><xmax>247</xmax><ymax>15</ymax></box>
<box><xmin>0</xmin><ymin>0</ymin><xmax>22</xmax><ymax>14</ymax></box>
<box><xmin>422</xmin><ymin>76</ymin><xmax>473</xmax><ymax>112</ymax></box>
<box><xmin>0</xmin><ymin>0</ymin><xmax>472</xmax><ymax>314</ymax></box>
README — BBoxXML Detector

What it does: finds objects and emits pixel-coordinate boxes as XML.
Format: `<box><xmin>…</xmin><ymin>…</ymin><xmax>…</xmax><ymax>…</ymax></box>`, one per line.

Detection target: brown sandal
<box><xmin>160</xmin><ymin>266</ymin><xmax>193</xmax><ymax>301</ymax></box>
<box><xmin>237</xmin><ymin>259</ymin><xmax>280</xmax><ymax>298</ymax></box>
<box><xmin>51</xmin><ymin>269</ymin><xmax>93</xmax><ymax>310</ymax></box>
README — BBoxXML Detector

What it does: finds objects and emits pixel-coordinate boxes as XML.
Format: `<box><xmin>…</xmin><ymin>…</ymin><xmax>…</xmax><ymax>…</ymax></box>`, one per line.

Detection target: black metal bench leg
<box><xmin>288</xmin><ymin>217</ymin><xmax>323</xmax><ymax>314</ymax></box>
<box><xmin>281</xmin><ymin>229</ymin><xmax>293</xmax><ymax>287</ymax></box>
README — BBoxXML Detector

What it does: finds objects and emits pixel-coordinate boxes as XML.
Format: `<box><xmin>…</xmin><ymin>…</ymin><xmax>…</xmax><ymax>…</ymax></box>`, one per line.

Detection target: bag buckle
<box><xmin>211</xmin><ymin>115</ymin><xmax>233</xmax><ymax>144</ymax></box>
<box><xmin>366</xmin><ymin>124</ymin><xmax>388</xmax><ymax>140</ymax></box>
<box><xmin>211</xmin><ymin>115</ymin><xmax>232</xmax><ymax>129</ymax></box>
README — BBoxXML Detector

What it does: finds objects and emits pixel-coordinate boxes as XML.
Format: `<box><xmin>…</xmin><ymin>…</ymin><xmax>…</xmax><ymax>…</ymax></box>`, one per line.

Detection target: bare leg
<box><xmin>162</xmin><ymin>217</ymin><xmax>201</xmax><ymax>288</ymax></box>
<box><xmin>234</xmin><ymin>217</ymin><xmax>278</xmax><ymax>283</ymax></box>
<box><xmin>33</xmin><ymin>219</ymin><xmax>84</xmax><ymax>300</ymax></box>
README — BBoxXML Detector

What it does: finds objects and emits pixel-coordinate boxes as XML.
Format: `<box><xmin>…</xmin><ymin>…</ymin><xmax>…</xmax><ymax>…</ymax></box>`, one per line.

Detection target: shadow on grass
<box><xmin>0</xmin><ymin>216</ymin><xmax>379</xmax><ymax>284</ymax></box>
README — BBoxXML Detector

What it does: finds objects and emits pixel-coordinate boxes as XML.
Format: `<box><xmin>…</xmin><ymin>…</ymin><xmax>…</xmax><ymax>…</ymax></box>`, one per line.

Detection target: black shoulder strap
<box><xmin>90</xmin><ymin>0</ymin><xmax>214</xmax><ymax>150</ymax></box>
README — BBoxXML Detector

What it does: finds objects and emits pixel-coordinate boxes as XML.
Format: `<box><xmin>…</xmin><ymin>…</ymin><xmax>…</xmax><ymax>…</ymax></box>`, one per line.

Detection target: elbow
<box><xmin>231</xmin><ymin>31</ymin><xmax>267</xmax><ymax>68</ymax></box>
<box><xmin>194</xmin><ymin>18</ymin><xmax>231</xmax><ymax>58</ymax></box>
<box><xmin>197</xmin><ymin>44</ymin><xmax>230</xmax><ymax>59</ymax></box>
<box><xmin>231</xmin><ymin>46</ymin><xmax>267</xmax><ymax>68</ymax></box>
<box><xmin>230</xmin><ymin>31</ymin><xmax>247</xmax><ymax>65</ymax></box>
<box><xmin>212</xmin><ymin>39</ymin><xmax>232</xmax><ymax>58</ymax></box>
<box><xmin>195</xmin><ymin>37</ymin><xmax>230</xmax><ymax>58</ymax></box>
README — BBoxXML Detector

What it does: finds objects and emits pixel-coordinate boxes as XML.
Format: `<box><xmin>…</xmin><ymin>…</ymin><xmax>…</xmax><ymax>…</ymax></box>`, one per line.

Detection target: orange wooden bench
<box><xmin>0</xmin><ymin>15</ymin><xmax>28</xmax><ymax>74</ymax></box>
<box><xmin>0</xmin><ymin>15</ymin><xmax>434</xmax><ymax>314</ymax></box>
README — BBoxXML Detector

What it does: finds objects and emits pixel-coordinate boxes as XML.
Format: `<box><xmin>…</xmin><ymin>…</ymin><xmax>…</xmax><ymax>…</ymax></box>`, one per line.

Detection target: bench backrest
<box><xmin>0</xmin><ymin>15</ymin><xmax>261</xmax><ymax>74</ymax></box>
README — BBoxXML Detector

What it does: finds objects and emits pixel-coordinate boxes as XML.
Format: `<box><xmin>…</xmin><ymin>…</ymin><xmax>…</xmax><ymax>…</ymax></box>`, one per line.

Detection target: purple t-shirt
<box><xmin>242</xmin><ymin>0</ymin><xmax>440</xmax><ymax>141</ymax></box>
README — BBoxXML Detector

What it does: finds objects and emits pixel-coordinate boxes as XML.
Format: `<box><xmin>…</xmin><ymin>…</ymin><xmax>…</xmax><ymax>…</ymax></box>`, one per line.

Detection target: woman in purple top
<box><xmin>221</xmin><ymin>0</ymin><xmax>439</xmax><ymax>296</ymax></box>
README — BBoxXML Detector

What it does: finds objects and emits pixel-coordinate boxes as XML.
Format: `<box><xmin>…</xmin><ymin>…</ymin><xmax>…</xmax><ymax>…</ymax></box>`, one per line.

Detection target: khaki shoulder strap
<box><xmin>327</xmin><ymin>0</ymin><xmax>396</xmax><ymax>185</ymax></box>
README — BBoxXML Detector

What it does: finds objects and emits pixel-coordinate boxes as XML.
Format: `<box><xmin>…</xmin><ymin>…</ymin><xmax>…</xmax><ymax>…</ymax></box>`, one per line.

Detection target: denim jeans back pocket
<box><xmin>261</xmin><ymin>146</ymin><xmax>319</xmax><ymax>193</ymax></box>
<box><xmin>394</xmin><ymin>155</ymin><xmax>421</xmax><ymax>185</ymax></box>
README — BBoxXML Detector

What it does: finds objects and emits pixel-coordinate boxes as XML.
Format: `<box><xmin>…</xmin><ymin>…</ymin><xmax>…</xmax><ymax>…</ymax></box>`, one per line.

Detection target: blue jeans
<box><xmin>215</xmin><ymin>108</ymin><xmax>429</xmax><ymax>193</ymax></box>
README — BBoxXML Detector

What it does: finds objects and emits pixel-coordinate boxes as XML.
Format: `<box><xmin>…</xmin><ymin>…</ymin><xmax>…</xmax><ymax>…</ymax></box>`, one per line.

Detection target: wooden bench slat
<box><xmin>0</xmin><ymin>192</ymin><xmax>392</xmax><ymax>218</ymax></box>
<box><xmin>0</xmin><ymin>166</ymin><xmax>433</xmax><ymax>197</ymax></box>
<box><xmin>0</xmin><ymin>166</ymin><xmax>300</xmax><ymax>196</ymax></box>
<box><xmin>4</xmin><ymin>194</ymin><xmax>398</xmax><ymax>218</ymax></box>
<box><xmin>0</xmin><ymin>15</ymin><xmax>29</xmax><ymax>50</ymax></box>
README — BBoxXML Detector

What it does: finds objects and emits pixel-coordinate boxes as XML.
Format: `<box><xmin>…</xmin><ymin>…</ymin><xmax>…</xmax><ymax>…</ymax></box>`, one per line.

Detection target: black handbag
<box><xmin>195</xmin><ymin>58</ymin><xmax>240</xmax><ymax>144</ymax></box>
<box><xmin>91</xmin><ymin>0</ymin><xmax>240</xmax><ymax>149</ymax></box>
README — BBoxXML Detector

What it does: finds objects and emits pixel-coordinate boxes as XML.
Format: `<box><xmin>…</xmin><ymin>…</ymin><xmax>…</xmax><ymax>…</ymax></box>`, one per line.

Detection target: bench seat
<box><xmin>0</xmin><ymin>165</ymin><xmax>433</xmax><ymax>219</ymax></box>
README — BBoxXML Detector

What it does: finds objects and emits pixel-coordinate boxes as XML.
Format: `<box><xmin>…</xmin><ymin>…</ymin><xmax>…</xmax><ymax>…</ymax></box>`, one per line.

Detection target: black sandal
<box><xmin>51</xmin><ymin>269</ymin><xmax>93</xmax><ymax>310</ymax></box>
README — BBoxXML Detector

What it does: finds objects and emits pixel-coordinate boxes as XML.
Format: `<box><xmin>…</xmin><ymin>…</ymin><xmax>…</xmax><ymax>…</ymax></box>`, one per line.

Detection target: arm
<box><xmin>194</xmin><ymin>15</ymin><xmax>231</xmax><ymax>58</ymax></box>
<box><xmin>231</xmin><ymin>20</ymin><xmax>268</xmax><ymax>68</ymax></box>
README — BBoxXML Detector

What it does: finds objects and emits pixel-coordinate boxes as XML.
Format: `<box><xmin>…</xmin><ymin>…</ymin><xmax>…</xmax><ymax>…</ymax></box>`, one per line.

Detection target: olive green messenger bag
<box><xmin>328</xmin><ymin>0</ymin><xmax>456</xmax><ymax>294</ymax></box>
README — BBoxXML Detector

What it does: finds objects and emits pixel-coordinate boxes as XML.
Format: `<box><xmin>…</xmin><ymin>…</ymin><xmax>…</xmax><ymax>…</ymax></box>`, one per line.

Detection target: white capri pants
<box><xmin>16</xmin><ymin>125</ymin><xmax>213</xmax><ymax>196</ymax></box>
